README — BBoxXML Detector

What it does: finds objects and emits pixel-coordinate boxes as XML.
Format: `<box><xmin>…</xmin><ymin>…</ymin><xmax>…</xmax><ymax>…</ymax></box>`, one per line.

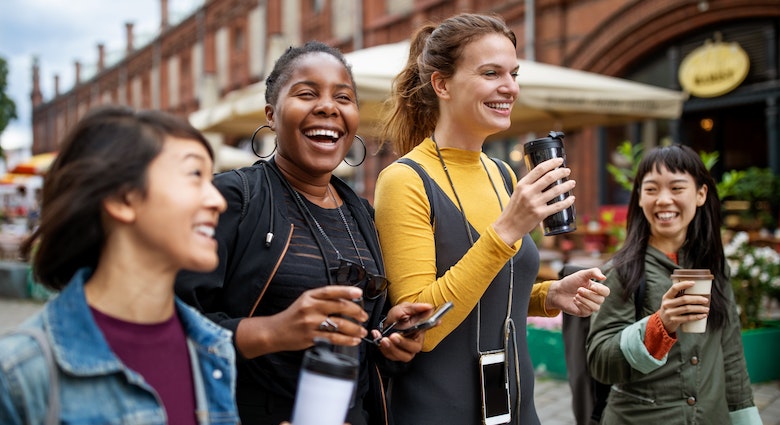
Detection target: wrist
<box><xmin>544</xmin><ymin>280</ymin><xmax>559</xmax><ymax>311</ymax></box>
<box><xmin>236</xmin><ymin>316</ymin><xmax>275</xmax><ymax>358</ymax></box>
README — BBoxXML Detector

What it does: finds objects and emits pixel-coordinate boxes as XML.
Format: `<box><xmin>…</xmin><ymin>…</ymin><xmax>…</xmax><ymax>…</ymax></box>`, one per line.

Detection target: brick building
<box><xmin>30</xmin><ymin>0</ymin><xmax>780</xmax><ymax>220</ymax></box>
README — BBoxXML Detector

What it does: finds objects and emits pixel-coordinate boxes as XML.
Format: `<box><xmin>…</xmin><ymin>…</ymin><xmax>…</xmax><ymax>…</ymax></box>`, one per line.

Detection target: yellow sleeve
<box><xmin>528</xmin><ymin>280</ymin><xmax>560</xmax><ymax>317</ymax></box>
<box><xmin>374</xmin><ymin>162</ymin><xmax>520</xmax><ymax>351</ymax></box>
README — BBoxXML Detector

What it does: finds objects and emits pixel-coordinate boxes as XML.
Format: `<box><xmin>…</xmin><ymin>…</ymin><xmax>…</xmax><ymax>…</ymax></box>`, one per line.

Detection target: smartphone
<box><xmin>382</xmin><ymin>301</ymin><xmax>454</xmax><ymax>338</ymax></box>
<box><xmin>479</xmin><ymin>350</ymin><xmax>511</xmax><ymax>425</ymax></box>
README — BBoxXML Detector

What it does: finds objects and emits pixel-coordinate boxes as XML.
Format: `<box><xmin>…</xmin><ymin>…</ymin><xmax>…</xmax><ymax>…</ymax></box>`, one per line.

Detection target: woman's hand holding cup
<box><xmin>659</xmin><ymin>269</ymin><xmax>713</xmax><ymax>334</ymax></box>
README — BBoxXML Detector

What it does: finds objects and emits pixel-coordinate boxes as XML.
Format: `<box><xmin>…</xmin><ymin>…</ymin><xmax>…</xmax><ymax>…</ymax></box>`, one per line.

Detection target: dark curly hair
<box><xmin>265</xmin><ymin>40</ymin><xmax>357</xmax><ymax>106</ymax></box>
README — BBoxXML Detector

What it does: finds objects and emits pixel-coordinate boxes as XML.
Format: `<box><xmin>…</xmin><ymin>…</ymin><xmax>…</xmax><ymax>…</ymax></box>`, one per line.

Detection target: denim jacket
<box><xmin>0</xmin><ymin>268</ymin><xmax>240</xmax><ymax>425</ymax></box>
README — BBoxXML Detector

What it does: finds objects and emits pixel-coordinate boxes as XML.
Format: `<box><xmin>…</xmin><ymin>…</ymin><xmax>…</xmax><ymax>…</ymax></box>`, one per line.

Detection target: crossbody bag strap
<box><xmin>8</xmin><ymin>327</ymin><xmax>60</xmax><ymax>425</ymax></box>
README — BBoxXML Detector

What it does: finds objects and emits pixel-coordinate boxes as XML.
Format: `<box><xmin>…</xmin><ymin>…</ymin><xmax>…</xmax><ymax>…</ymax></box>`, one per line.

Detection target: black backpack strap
<box><xmin>489</xmin><ymin>157</ymin><xmax>514</xmax><ymax>195</ymax></box>
<box><xmin>8</xmin><ymin>327</ymin><xmax>60</xmax><ymax>425</ymax></box>
<box><xmin>231</xmin><ymin>169</ymin><xmax>250</xmax><ymax>223</ymax></box>
<box><xmin>397</xmin><ymin>158</ymin><xmax>436</xmax><ymax>225</ymax></box>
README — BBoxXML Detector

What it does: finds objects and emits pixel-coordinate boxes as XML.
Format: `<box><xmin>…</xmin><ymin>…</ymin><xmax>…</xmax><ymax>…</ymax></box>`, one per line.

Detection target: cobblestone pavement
<box><xmin>2</xmin><ymin>297</ymin><xmax>778</xmax><ymax>424</ymax></box>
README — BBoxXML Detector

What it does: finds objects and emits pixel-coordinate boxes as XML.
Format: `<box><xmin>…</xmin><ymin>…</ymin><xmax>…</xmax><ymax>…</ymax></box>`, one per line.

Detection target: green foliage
<box><xmin>599</xmin><ymin>208</ymin><xmax>626</xmax><ymax>252</ymax></box>
<box><xmin>606</xmin><ymin>141</ymin><xmax>643</xmax><ymax>192</ymax></box>
<box><xmin>726</xmin><ymin>167</ymin><xmax>780</xmax><ymax>204</ymax></box>
<box><xmin>0</xmin><ymin>56</ymin><xmax>18</xmax><ymax>160</ymax></box>
<box><xmin>721</xmin><ymin>167</ymin><xmax>780</xmax><ymax>230</ymax></box>
<box><xmin>0</xmin><ymin>57</ymin><xmax>17</xmax><ymax>132</ymax></box>
<box><xmin>698</xmin><ymin>150</ymin><xmax>719</xmax><ymax>171</ymax></box>
<box><xmin>725</xmin><ymin>231</ymin><xmax>780</xmax><ymax>329</ymax></box>
<box><xmin>607</xmin><ymin>141</ymin><xmax>780</xmax><ymax>229</ymax></box>
<box><xmin>717</xmin><ymin>169</ymin><xmax>745</xmax><ymax>200</ymax></box>
<box><xmin>606</xmin><ymin>141</ymin><xmax>741</xmax><ymax>201</ymax></box>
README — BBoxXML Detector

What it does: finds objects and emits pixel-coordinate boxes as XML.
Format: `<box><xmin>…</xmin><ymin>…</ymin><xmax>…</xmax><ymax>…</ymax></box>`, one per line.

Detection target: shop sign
<box><xmin>678</xmin><ymin>38</ymin><xmax>749</xmax><ymax>98</ymax></box>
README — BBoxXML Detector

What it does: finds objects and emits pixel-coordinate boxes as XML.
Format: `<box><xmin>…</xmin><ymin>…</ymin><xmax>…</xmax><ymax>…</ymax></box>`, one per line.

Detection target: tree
<box><xmin>0</xmin><ymin>56</ymin><xmax>19</xmax><ymax>161</ymax></box>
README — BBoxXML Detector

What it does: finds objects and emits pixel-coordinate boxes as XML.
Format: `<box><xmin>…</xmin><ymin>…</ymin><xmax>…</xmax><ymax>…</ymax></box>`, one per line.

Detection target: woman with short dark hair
<box><xmin>175</xmin><ymin>41</ymin><xmax>429</xmax><ymax>425</ymax></box>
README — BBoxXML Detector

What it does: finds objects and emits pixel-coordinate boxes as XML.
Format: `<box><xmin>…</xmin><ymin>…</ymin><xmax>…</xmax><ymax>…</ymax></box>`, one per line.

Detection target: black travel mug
<box><xmin>523</xmin><ymin>131</ymin><xmax>577</xmax><ymax>236</ymax></box>
<box><xmin>291</xmin><ymin>339</ymin><xmax>359</xmax><ymax>425</ymax></box>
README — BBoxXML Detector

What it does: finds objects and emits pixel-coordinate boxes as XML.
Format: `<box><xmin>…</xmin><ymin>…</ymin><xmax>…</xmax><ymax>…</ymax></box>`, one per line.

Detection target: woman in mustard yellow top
<box><xmin>374</xmin><ymin>13</ymin><xmax>610</xmax><ymax>425</ymax></box>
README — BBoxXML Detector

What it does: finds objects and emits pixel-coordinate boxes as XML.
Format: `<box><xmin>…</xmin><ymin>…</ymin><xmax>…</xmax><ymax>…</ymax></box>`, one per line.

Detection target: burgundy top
<box><xmin>91</xmin><ymin>306</ymin><xmax>197</xmax><ymax>425</ymax></box>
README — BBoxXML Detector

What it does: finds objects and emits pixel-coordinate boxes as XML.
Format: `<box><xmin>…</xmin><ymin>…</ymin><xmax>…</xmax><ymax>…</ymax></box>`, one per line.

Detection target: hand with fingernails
<box><xmin>235</xmin><ymin>286</ymin><xmax>368</xmax><ymax>359</ymax></box>
<box><xmin>368</xmin><ymin>302</ymin><xmax>431</xmax><ymax>362</ymax></box>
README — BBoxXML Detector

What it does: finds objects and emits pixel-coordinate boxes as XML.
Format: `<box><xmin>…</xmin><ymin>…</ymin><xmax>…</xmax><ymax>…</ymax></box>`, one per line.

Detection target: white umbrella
<box><xmin>189</xmin><ymin>41</ymin><xmax>687</xmax><ymax>137</ymax></box>
<box><xmin>348</xmin><ymin>41</ymin><xmax>687</xmax><ymax>137</ymax></box>
<box><xmin>190</xmin><ymin>81</ymin><xmax>266</xmax><ymax>135</ymax></box>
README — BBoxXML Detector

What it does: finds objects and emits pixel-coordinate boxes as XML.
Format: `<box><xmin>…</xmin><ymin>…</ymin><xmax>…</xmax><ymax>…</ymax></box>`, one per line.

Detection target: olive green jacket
<box><xmin>586</xmin><ymin>246</ymin><xmax>760</xmax><ymax>424</ymax></box>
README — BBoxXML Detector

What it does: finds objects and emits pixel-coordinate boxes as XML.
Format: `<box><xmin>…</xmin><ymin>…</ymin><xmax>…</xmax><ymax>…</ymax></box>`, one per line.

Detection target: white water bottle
<box><xmin>291</xmin><ymin>340</ymin><xmax>359</xmax><ymax>425</ymax></box>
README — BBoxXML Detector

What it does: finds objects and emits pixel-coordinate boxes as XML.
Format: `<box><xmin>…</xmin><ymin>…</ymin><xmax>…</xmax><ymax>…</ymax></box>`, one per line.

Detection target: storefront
<box><xmin>603</xmin><ymin>18</ymin><xmax>780</xmax><ymax>205</ymax></box>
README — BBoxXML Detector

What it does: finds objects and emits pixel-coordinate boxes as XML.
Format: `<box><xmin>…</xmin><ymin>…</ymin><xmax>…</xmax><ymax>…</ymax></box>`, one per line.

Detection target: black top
<box><xmin>389</xmin><ymin>159</ymin><xmax>541</xmax><ymax>425</ymax></box>
<box><xmin>175</xmin><ymin>159</ymin><xmax>391</xmax><ymax>425</ymax></box>
<box><xmin>253</xmin><ymin>189</ymin><xmax>379</xmax><ymax>399</ymax></box>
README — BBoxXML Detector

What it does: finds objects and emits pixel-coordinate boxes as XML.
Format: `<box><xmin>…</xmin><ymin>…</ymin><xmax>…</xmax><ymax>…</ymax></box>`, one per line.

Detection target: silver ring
<box><xmin>318</xmin><ymin>317</ymin><xmax>339</xmax><ymax>332</ymax></box>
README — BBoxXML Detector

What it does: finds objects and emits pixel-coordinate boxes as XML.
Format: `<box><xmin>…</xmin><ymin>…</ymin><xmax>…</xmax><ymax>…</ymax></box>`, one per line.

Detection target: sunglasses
<box><xmin>330</xmin><ymin>258</ymin><xmax>388</xmax><ymax>300</ymax></box>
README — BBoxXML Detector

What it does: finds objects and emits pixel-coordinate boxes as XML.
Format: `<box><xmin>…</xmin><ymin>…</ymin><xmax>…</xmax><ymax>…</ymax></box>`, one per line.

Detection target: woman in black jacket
<box><xmin>175</xmin><ymin>41</ymin><xmax>428</xmax><ymax>425</ymax></box>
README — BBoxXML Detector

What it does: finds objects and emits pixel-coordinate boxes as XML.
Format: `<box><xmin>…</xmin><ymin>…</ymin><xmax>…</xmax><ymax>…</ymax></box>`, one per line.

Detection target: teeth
<box><xmin>657</xmin><ymin>212</ymin><xmax>677</xmax><ymax>220</ymax></box>
<box><xmin>486</xmin><ymin>102</ymin><xmax>512</xmax><ymax>110</ymax></box>
<box><xmin>304</xmin><ymin>129</ymin><xmax>340</xmax><ymax>139</ymax></box>
<box><xmin>195</xmin><ymin>225</ymin><xmax>215</xmax><ymax>238</ymax></box>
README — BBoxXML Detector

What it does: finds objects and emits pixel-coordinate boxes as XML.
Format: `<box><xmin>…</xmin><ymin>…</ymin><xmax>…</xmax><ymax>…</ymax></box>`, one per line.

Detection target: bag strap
<box><xmin>9</xmin><ymin>327</ymin><xmax>60</xmax><ymax>425</ymax></box>
<box><xmin>232</xmin><ymin>169</ymin><xmax>250</xmax><ymax>223</ymax></box>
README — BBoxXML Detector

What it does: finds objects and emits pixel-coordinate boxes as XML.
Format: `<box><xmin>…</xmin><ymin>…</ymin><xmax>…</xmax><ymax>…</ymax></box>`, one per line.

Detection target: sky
<box><xmin>0</xmin><ymin>0</ymin><xmax>203</xmax><ymax>152</ymax></box>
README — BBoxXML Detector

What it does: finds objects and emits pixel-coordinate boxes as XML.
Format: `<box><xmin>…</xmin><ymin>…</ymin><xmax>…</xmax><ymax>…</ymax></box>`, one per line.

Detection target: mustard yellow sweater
<box><xmin>374</xmin><ymin>138</ymin><xmax>557</xmax><ymax>351</ymax></box>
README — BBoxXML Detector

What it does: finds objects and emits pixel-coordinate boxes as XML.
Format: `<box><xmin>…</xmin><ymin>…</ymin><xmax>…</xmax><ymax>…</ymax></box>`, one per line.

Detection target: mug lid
<box><xmin>303</xmin><ymin>341</ymin><xmax>359</xmax><ymax>380</ymax></box>
<box><xmin>524</xmin><ymin>137</ymin><xmax>562</xmax><ymax>151</ymax></box>
<box><xmin>524</xmin><ymin>131</ymin><xmax>565</xmax><ymax>152</ymax></box>
<box><xmin>671</xmin><ymin>269</ymin><xmax>714</xmax><ymax>279</ymax></box>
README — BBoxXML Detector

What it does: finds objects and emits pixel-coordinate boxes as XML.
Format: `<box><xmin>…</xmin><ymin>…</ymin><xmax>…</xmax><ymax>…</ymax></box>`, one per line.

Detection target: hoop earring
<box><xmin>344</xmin><ymin>135</ymin><xmax>366</xmax><ymax>167</ymax></box>
<box><xmin>250</xmin><ymin>125</ymin><xmax>276</xmax><ymax>159</ymax></box>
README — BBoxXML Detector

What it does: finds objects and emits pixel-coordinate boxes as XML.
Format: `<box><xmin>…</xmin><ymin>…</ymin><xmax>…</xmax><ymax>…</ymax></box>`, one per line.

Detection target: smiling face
<box><xmin>435</xmin><ymin>33</ymin><xmax>519</xmax><ymax>141</ymax></box>
<box><xmin>265</xmin><ymin>51</ymin><xmax>360</xmax><ymax>180</ymax></box>
<box><xmin>128</xmin><ymin>136</ymin><xmax>226</xmax><ymax>273</ymax></box>
<box><xmin>638</xmin><ymin>165</ymin><xmax>708</xmax><ymax>252</ymax></box>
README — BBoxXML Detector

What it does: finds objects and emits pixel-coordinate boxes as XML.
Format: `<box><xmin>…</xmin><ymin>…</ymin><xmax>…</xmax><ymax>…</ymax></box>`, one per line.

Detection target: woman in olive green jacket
<box><xmin>586</xmin><ymin>145</ymin><xmax>760</xmax><ymax>424</ymax></box>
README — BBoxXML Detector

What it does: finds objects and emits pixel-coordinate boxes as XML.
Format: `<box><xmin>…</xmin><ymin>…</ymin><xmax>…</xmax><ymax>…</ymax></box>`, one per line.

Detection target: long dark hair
<box><xmin>611</xmin><ymin>144</ymin><xmax>728</xmax><ymax>329</ymax></box>
<box><xmin>21</xmin><ymin>105</ymin><xmax>213</xmax><ymax>290</ymax></box>
<box><xmin>381</xmin><ymin>13</ymin><xmax>516</xmax><ymax>155</ymax></box>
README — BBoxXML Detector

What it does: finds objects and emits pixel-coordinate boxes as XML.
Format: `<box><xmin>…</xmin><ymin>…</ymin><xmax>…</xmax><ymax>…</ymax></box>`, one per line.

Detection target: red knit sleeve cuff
<box><xmin>644</xmin><ymin>312</ymin><xmax>677</xmax><ymax>360</ymax></box>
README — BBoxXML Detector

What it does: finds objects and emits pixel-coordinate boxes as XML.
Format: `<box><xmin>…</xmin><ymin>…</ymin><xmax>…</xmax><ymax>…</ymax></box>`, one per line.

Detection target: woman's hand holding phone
<box><xmin>382</xmin><ymin>301</ymin><xmax>454</xmax><ymax>338</ymax></box>
<box><xmin>365</xmin><ymin>301</ymin><xmax>453</xmax><ymax>362</ymax></box>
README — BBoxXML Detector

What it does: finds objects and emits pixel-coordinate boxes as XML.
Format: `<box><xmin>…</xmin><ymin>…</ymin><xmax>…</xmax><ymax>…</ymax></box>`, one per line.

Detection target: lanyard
<box><xmin>431</xmin><ymin>136</ymin><xmax>514</xmax><ymax>354</ymax></box>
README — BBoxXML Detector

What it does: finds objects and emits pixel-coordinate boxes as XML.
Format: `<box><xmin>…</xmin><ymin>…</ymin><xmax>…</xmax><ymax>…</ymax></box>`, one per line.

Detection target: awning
<box><xmin>190</xmin><ymin>81</ymin><xmax>267</xmax><ymax>136</ymax></box>
<box><xmin>9</xmin><ymin>152</ymin><xmax>57</xmax><ymax>175</ymax></box>
<box><xmin>0</xmin><ymin>173</ymin><xmax>34</xmax><ymax>185</ymax></box>
<box><xmin>189</xmin><ymin>41</ymin><xmax>688</xmax><ymax>138</ymax></box>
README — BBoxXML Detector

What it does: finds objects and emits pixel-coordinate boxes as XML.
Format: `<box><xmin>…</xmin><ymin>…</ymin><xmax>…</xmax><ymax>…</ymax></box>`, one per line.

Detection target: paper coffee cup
<box><xmin>671</xmin><ymin>269</ymin><xmax>714</xmax><ymax>333</ymax></box>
